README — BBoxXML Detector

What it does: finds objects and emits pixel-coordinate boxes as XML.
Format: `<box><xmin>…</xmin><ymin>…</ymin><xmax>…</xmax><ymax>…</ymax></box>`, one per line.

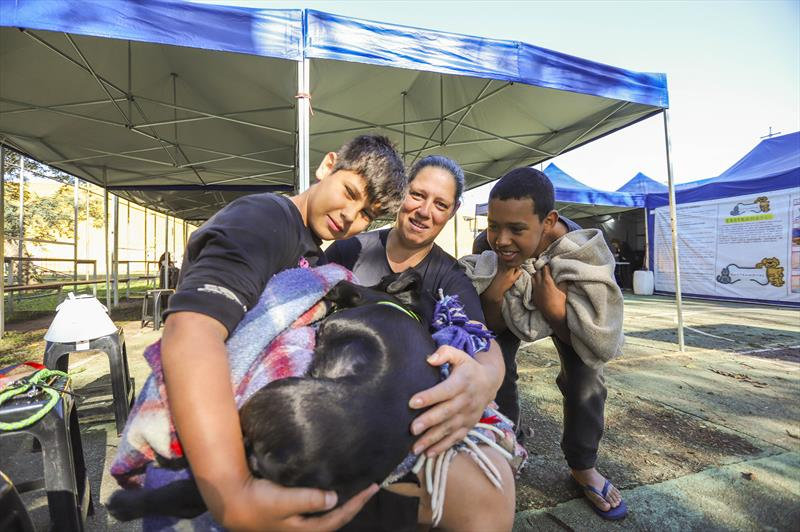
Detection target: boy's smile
<box><xmin>487</xmin><ymin>197</ymin><xmax>553</xmax><ymax>269</ymax></box>
<box><xmin>304</xmin><ymin>167</ymin><xmax>378</xmax><ymax>241</ymax></box>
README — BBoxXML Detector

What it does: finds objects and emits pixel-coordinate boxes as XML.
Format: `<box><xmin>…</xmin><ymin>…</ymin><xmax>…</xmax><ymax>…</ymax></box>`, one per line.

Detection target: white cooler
<box><xmin>633</xmin><ymin>270</ymin><xmax>655</xmax><ymax>295</ymax></box>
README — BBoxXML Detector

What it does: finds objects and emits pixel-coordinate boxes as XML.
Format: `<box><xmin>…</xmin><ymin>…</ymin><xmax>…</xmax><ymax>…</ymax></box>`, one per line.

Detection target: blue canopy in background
<box><xmin>617</xmin><ymin>172</ymin><xmax>667</xmax><ymax>194</ymax></box>
<box><xmin>0</xmin><ymin>0</ymin><xmax>669</xmax><ymax>220</ymax></box>
<box><xmin>647</xmin><ymin>131</ymin><xmax>800</xmax><ymax>209</ymax></box>
<box><xmin>475</xmin><ymin>163</ymin><xmax>641</xmax><ymax>218</ymax></box>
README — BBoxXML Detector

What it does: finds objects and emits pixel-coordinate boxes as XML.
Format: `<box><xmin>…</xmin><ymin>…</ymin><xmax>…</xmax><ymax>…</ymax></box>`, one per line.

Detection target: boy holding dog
<box><xmin>464</xmin><ymin>167</ymin><xmax>627</xmax><ymax>521</ymax></box>
<box><xmin>160</xmin><ymin>136</ymin><xmax>513</xmax><ymax>531</ymax></box>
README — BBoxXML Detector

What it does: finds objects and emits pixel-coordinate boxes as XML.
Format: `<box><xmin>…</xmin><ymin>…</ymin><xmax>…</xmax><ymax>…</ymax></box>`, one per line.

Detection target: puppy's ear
<box><xmin>385</xmin><ymin>270</ymin><xmax>422</xmax><ymax>296</ymax></box>
<box><xmin>384</xmin><ymin>270</ymin><xmax>424</xmax><ymax>310</ymax></box>
<box><xmin>324</xmin><ymin>281</ymin><xmax>364</xmax><ymax>309</ymax></box>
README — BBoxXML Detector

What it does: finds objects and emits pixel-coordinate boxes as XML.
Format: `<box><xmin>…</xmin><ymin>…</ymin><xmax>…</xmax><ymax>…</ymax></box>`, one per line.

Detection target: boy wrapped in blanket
<box><xmin>110</xmin><ymin>136</ymin><xmax>520</xmax><ymax>531</ymax></box>
<box><xmin>461</xmin><ymin>167</ymin><xmax>628</xmax><ymax>521</ymax></box>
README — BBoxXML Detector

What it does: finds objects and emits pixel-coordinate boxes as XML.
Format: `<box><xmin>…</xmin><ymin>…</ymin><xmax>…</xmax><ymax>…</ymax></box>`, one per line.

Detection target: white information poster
<box><xmin>653</xmin><ymin>187</ymin><xmax>800</xmax><ymax>304</ymax></box>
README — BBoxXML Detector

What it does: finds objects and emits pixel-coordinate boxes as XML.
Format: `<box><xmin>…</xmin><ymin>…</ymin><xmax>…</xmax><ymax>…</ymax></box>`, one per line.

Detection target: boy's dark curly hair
<box><xmin>332</xmin><ymin>135</ymin><xmax>407</xmax><ymax>218</ymax></box>
<box><xmin>489</xmin><ymin>167</ymin><xmax>554</xmax><ymax>221</ymax></box>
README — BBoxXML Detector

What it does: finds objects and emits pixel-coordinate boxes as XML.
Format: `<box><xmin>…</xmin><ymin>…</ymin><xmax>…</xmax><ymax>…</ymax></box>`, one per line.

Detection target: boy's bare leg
<box><xmin>386</xmin><ymin>446</ymin><xmax>515</xmax><ymax>532</ymax></box>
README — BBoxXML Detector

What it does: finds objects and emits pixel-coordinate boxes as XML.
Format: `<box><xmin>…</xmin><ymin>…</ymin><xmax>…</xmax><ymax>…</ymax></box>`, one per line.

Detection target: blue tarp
<box><xmin>648</xmin><ymin>132</ymin><xmax>800</xmax><ymax>208</ymax></box>
<box><xmin>0</xmin><ymin>0</ymin><xmax>669</xmax><ymax>108</ymax></box>
<box><xmin>475</xmin><ymin>163</ymin><xmax>641</xmax><ymax>215</ymax></box>
<box><xmin>617</xmin><ymin>172</ymin><xmax>667</xmax><ymax>194</ymax></box>
<box><xmin>0</xmin><ymin>0</ymin><xmax>304</xmax><ymax>60</ymax></box>
<box><xmin>304</xmin><ymin>10</ymin><xmax>668</xmax><ymax>108</ymax></box>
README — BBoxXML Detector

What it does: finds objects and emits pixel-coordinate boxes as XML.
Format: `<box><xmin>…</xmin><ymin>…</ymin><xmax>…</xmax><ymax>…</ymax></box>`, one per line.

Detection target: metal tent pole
<box><xmin>1</xmin><ymin>146</ymin><xmax>5</xmax><ymax>338</ymax></box>
<box><xmin>113</xmin><ymin>194</ymin><xmax>119</xmax><ymax>306</ymax></box>
<box><xmin>73</xmin><ymin>178</ymin><xmax>79</xmax><ymax>292</ymax></box>
<box><xmin>297</xmin><ymin>58</ymin><xmax>310</xmax><ymax>192</ymax></box>
<box><xmin>453</xmin><ymin>213</ymin><xmax>459</xmax><ymax>258</ymax></box>
<box><xmin>104</xmin><ymin>169</ymin><xmax>111</xmax><ymax>309</ymax></box>
<box><xmin>17</xmin><ymin>155</ymin><xmax>24</xmax><ymax>291</ymax></box>
<box><xmin>662</xmin><ymin>110</ymin><xmax>684</xmax><ymax>351</ymax></box>
<box><xmin>163</xmin><ymin>214</ymin><xmax>169</xmax><ymax>289</ymax></box>
<box><xmin>144</xmin><ymin>206</ymin><xmax>148</xmax><ymax>286</ymax></box>
<box><xmin>643</xmin><ymin>208</ymin><xmax>650</xmax><ymax>270</ymax></box>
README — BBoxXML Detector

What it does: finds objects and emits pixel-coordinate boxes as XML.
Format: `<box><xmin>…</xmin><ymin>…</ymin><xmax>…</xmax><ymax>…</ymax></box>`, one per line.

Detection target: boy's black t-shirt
<box><xmin>325</xmin><ymin>228</ymin><xmax>486</xmax><ymax>324</ymax></box>
<box><xmin>164</xmin><ymin>193</ymin><xmax>325</xmax><ymax>336</ymax></box>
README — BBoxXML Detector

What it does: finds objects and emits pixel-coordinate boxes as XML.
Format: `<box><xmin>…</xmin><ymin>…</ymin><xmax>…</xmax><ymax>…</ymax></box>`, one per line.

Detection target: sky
<box><xmin>205</xmin><ymin>0</ymin><xmax>799</xmax><ymax>207</ymax></box>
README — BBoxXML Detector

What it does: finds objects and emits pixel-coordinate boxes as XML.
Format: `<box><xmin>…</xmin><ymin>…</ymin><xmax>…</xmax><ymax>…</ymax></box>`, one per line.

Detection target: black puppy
<box><xmin>108</xmin><ymin>270</ymin><xmax>441</xmax><ymax>521</ymax></box>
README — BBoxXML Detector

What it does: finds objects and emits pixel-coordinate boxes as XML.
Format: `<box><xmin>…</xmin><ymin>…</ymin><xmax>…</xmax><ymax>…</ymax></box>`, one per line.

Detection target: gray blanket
<box><xmin>459</xmin><ymin>228</ymin><xmax>624</xmax><ymax>368</ymax></box>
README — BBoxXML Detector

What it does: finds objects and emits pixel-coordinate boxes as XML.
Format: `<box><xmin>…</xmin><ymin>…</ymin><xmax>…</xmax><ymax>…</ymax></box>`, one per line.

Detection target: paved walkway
<box><xmin>512</xmin><ymin>295</ymin><xmax>799</xmax><ymax>530</ymax></box>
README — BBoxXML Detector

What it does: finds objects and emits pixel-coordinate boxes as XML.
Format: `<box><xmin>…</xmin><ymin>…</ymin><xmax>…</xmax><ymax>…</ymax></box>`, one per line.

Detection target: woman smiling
<box><xmin>325</xmin><ymin>155</ymin><xmax>514</xmax><ymax>530</ymax></box>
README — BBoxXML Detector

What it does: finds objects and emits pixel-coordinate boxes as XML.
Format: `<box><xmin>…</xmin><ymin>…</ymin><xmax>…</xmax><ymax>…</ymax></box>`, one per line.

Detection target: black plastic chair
<box><xmin>44</xmin><ymin>328</ymin><xmax>134</xmax><ymax>435</ymax></box>
<box><xmin>141</xmin><ymin>288</ymin><xmax>174</xmax><ymax>331</ymax></box>
<box><xmin>0</xmin><ymin>375</ymin><xmax>93</xmax><ymax>531</ymax></box>
<box><xmin>0</xmin><ymin>470</ymin><xmax>35</xmax><ymax>532</ymax></box>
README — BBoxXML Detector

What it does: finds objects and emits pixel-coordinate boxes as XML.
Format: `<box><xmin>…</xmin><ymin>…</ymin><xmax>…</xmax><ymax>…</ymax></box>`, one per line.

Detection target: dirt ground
<box><xmin>1</xmin><ymin>293</ymin><xmax>798</xmax><ymax>531</ymax></box>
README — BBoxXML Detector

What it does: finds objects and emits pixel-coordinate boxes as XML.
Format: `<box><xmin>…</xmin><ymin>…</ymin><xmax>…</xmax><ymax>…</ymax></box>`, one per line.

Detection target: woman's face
<box><xmin>395</xmin><ymin>166</ymin><xmax>458</xmax><ymax>248</ymax></box>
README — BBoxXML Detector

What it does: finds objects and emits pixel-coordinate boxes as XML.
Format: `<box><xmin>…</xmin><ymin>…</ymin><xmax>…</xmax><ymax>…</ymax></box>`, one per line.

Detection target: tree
<box><xmin>2</xmin><ymin>150</ymin><xmax>104</xmax><ymax>248</ymax></box>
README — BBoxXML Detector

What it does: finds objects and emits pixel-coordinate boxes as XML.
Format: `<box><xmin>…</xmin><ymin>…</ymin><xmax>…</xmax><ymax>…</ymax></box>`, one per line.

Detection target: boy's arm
<box><xmin>161</xmin><ymin>312</ymin><xmax>377</xmax><ymax>531</ymax></box>
<box><xmin>531</xmin><ymin>264</ymin><xmax>571</xmax><ymax>345</ymax></box>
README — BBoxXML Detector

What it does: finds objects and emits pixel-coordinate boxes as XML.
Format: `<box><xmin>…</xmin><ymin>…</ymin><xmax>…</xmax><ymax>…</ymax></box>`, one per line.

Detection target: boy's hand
<box><xmin>531</xmin><ymin>264</ymin><xmax>570</xmax><ymax>343</ymax></box>
<box><xmin>483</xmin><ymin>262</ymin><xmax>522</xmax><ymax>303</ymax></box>
<box><xmin>407</xmin><ymin>343</ymin><xmax>502</xmax><ymax>457</ymax></box>
<box><xmin>481</xmin><ymin>263</ymin><xmax>522</xmax><ymax>332</ymax></box>
<box><xmin>220</xmin><ymin>476</ymin><xmax>378</xmax><ymax>532</ymax></box>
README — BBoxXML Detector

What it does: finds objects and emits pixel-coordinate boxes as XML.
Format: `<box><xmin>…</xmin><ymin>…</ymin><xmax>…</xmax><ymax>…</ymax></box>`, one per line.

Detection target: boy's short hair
<box><xmin>489</xmin><ymin>167</ymin><xmax>554</xmax><ymax>221</ymax></box>
<box><xmin>331</xmin><ymin>135</ymin><xmax>407</xmax><ymax>218</ymax></box>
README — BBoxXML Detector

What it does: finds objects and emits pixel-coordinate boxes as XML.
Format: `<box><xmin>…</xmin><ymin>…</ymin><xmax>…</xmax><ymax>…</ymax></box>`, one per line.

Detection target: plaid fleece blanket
<box><xmin>110</xmin><ymin>262</ymin><xmax>526</xmax><ymax>530</ymax></box>
<box><xmin>110</xmin><ymin>263</ymin><xmax>355</xmax><ymax>487</ymax></box>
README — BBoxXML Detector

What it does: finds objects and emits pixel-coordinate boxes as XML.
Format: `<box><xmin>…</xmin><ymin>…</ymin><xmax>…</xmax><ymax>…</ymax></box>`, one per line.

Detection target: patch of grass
<box><xmin>0</xmin><ymin>329</ymin><xmax>47</xmax><ymax>367</ymax></box>
<box><xmin>1</xmin><ymin>291</ymin><xmax>147</xmax><ymax>369</ymax></box>
<box><xmin>3</xmin><ymin>280</ymin><xmax>155</xmax><ymax>322</ymax></box>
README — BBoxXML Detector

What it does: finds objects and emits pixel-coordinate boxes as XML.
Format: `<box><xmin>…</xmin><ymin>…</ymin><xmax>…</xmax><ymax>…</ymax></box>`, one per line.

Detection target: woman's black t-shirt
<box><xmin>325</xmin><ymin>228</ymin><xmax>486</xmax><ymax>324</ymax></box>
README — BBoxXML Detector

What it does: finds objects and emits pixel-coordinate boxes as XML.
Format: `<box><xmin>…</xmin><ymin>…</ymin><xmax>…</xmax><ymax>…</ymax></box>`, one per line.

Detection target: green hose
<box><xmin>0</xmin><ymin>369</ymin><xmax>70</xmax><ymax>431</ymax></box>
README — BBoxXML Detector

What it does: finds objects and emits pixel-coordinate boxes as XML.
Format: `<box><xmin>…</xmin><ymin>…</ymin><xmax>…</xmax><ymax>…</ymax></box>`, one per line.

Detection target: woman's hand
<box><xmin>408</xmin><ymin>344</ymin><xmax>502</xmax><ymax>457</ymax></box>
<box><xmin>217</xmin><ymin>475</ymin><xmax>378</xmax><ymax>532</ymax></box>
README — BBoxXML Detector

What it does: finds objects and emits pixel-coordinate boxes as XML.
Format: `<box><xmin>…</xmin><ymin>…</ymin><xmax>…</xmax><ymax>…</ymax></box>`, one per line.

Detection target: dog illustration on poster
<box><xmin>716</xmin><ymin>257</ymin><xmax>784</xmax><ymax>287</ymax></box>
<box><xmin>729</xmin><ymin>196</ymin><xmax>770</xmax><ymax>216</ymax></box>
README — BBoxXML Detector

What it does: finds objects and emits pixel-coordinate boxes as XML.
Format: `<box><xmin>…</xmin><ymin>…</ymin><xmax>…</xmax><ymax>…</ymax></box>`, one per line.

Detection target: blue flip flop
<box><xmin>580</xmin><ymin>479</ymin><xmax>628</xmax><ymax>520</ymax></box>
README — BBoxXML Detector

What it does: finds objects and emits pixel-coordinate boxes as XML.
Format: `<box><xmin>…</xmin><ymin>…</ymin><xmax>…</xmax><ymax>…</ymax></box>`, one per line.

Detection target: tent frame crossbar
<box><xmin>65</xmin><ymin>33</ymin><xmax>131</xmax><ymax>126</ymax></box>
<box><xmin>0</xmin><ymin>96</ymin><xmax>128</xmax><ymax>115</ymax></box>
<box><xmin>135</xmin><ymin>105</ymin><xmax>293</xmax><ymax>128</ymax></box>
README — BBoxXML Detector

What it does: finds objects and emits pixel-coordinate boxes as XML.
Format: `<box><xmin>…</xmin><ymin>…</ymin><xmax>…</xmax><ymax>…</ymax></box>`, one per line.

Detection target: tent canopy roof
<box><xmin>1</xmin><ymin>0</ymin><xmax>668</xmax><ymax>220</ymax></box>
<box><xmin>617</xmin><ymin>172</ymin><xmax>667</xmax><ymax>194</ymax></box>
<box><xmin>647</xmin><ymin>131</ymin><xmax>799</xmax><ymax>208</ymax></box>
<box><xmin>475</xmin><ymin>162</ymin><xmax>642</xmax><ymax>219</ymax></box>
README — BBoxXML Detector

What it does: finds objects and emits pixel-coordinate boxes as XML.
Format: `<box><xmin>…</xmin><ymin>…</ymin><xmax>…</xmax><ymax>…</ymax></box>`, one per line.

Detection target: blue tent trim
<box><xmin>617</xmin><ymin>172</ymin><xmax>667</xmax><ymax>195</ymax></box>
<box><xmin>543</xmin><ymin>163</ymin><xmax>642</xmax><ymax>207</ymax></box>
<box><xmin>474</xmin><ymin>163</ymin><xmax>642</xmax><ymax>215</ymax></box>
<box><xmin>305</xmin><ymin>10</ymin><xmax>668</xmax><ymax>108</ymax></box>
<box><xmin>0</xmin><ymin>0</ymin><xmax>668</xmax><ymax>108</ymax></box>
<box><xmin>0</xmin><ymin>0</ymin><xmax>304</xmax><ymax>60</ymax></box>
<box><xmin>653</xmin><ymin>290</ymin><xmax>800</xmax><ymax>308</ymax></box>
<box><xmin>647</xmin><ymin>131</ymin><xmax>800</xmax><ymax>209</ymax></box>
